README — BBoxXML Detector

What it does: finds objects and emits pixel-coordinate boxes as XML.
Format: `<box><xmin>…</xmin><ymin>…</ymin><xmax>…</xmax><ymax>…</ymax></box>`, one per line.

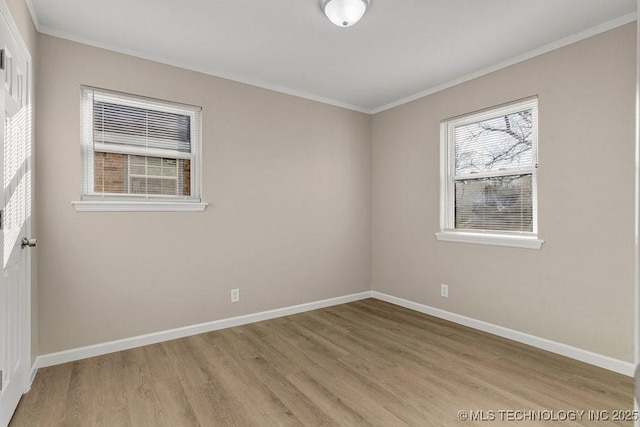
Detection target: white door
<box><xmin>0</xmin><ymin>8</ymin><xmax>32</xmax><ymax>427</ymax></box>
<box><xmin>636</xmin><ymin>3</ymin><xmax>640</xmax><ymax>425</ymax></box>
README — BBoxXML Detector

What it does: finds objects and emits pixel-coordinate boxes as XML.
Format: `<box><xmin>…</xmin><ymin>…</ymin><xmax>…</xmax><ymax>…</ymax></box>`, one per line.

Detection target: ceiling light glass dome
<box><xmin>322</xmin><ymin>0</ymin><xmax>369</xmax><ymax>27</ymax></box>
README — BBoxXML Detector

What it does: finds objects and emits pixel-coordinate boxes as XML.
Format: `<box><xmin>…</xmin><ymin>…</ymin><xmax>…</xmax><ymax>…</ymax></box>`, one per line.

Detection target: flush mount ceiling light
<box><xmin>322</xmin><ymin>0</ymin><xmax>370</xmax><ymax>27</ymax></box>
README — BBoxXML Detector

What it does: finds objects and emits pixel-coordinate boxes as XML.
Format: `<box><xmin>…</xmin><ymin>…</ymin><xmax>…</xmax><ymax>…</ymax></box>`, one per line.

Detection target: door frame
<box><xmin>0</xmin><ymin>0</ymin><xmax>33</xmax><ymax>395</ymax></box>
<box><xmin>635</xmin><ymin>1</ymin><xmax>640</xmax><ymax>424</ymax></box>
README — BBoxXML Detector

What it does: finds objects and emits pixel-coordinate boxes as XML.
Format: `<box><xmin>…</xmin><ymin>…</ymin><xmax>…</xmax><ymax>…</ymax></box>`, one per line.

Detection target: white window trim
<box><xmin>435</xmin><ymin>97</ymin><xmax>543</xmax><ymax>249</ymax></box>
<box><xmin>72</xmin><ymin>200</ymin><xmax>207</xmax><ymax>212</ymax></box>
<box><xmin>74</xmin><ymin>86</ymin><xmax>206</xmax><ymax>212</ymax></box>
<box><xmin>435</xmin><ymin>231</ymin><xmax>543</xmax><ymax>249</ymax></box>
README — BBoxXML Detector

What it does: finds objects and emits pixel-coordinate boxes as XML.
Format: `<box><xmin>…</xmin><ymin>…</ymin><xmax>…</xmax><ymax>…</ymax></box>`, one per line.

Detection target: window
<box><xmin>436</xmin><ymin>98</ymin><xmax>543</xmax><ymax>249</ymax></box>
<box><xmin>74</xmin><ymin>87</ymin><xmax>206</xmax><ymax>212</ymax></box>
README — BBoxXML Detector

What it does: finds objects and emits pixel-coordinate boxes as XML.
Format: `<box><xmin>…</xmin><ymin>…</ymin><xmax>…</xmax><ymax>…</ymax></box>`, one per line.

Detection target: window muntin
<box><xmin>439</xmin><ymin>98</ymin><xmax>540</xmax><ymax>245</ymax></box>
<box><xmin>81</xmin><ymin>87</ymin><xmax>201</xmax><ymax>202</ymax></box>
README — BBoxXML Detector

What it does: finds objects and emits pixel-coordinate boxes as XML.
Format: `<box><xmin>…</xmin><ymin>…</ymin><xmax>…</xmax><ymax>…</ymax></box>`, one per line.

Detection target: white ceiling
<box><xmin>29</xmin><ymin>0</ymin><xmax>637</xmax><ymax>113</ymax></box>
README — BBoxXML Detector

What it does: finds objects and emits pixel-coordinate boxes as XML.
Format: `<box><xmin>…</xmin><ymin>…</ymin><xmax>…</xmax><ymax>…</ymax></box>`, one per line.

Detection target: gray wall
<box><xmin>372</xmin><ymin>23</ymin><xmax>636</xmax><ymax>362</ymax></box>
<box><xmin>36</xmin><ymin>34</ymin><xmax>372</xmax><ymax>354</ymax></box>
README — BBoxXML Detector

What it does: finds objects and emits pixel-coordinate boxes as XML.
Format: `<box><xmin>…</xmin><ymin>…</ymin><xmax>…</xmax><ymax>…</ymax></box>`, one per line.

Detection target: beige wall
<box><xmin>5</xmin><ymin>0</ymin><xmax>35</xmax><ymax>52</ymax></box>
<box><xmin>30</xmin><ymin>16</ymin><xmax>637</xmax><ymax>364</ymax></box>
<box><xmin>36</xmin><ymin>34</ymin><xmax>371</xmax><ymax>354</ymax></box>
<box><xmin>372</xmin><ymin>23</ymin><xmax>636</xmax><ymax>362</ymax></box>
<box><xmin>5</xmin><ymin>0</ymin><xmax>38</xmax><ymax>363</ymax></box>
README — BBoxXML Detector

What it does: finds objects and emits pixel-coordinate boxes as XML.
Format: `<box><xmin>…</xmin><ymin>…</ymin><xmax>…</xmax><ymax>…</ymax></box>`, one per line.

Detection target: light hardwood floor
<box><xmin>10</xmin><ymin>299</ymin><xmax>633</xmax><ymax>426</ymax></box>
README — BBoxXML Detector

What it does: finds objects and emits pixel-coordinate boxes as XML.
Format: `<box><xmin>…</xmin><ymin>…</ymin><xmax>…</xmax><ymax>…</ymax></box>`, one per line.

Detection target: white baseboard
<box><xmin>29</xmin><ymin>358</ymin><xmax>39</xmax><ymax>387</ymax></box>
<box><xmin>371</xmin><ymin>291</ymin><xmax>634</xmax><ymax>377</ymax></box>
<box><xmin>32</xmin><ymin>290</ymin><xmax>633</xmax><ymax>379</ymax></box>
<box><xmin>34</xmin><ymin>291</ymin><xmax>372</xmax><ymax>369</ymax></box>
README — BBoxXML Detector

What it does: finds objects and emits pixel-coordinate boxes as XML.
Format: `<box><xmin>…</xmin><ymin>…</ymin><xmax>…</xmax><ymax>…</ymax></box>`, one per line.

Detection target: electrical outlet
<box><xmin>231</xmin><ymin>288</ymin><xmax>240</xmax><ymax>303</ymax></box>
<box><xmin>440</xmin><ymin>284</ymin><xmax>449</xmax><ymax>298</ymax></box>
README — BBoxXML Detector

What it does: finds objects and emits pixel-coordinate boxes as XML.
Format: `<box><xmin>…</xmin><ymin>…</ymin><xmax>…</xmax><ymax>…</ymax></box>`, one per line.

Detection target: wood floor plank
<box><xmin>197</xmin><ymin>332</ymin><xmax>299</xmax><ymax>426</ymax></box>
<box><xmin>10</xmin><ymin>299</ymin><xmax>634</xmax><ymax>426</ymax></box>
<box><xmin>180</xmin><ymin>336</ymin><xmax>256</xmax><ymax>426</ymax></box>
<box><xmin>59</xmin><ymin>358</ymin><xmax>100</xmax><ymax>426</ymax></box>
<box><xmin>94</xmin><ymin>352</ymin><xmax>131</xmax><ymax>427</ymax></box>
<box><xmin>10</xmin><ymin>360</ymin><xmax>73</xmax><ymax>427</ymax></box>
<box><xmin>120</xmin><ymin>347</ymin><xmax>167</xmax><ymax>427</ymax></box>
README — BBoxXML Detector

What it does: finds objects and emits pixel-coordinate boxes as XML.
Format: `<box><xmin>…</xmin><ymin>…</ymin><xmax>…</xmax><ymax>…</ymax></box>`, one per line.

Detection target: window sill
<box><xmin>72</xmin><ymin>200</ymin><xmax>208</xmax><ymax>212</ymax></box>
<box><xmin>435</xmin><ymin>231</ymin><xmax>543</xmax><ymax>249</ymax></box>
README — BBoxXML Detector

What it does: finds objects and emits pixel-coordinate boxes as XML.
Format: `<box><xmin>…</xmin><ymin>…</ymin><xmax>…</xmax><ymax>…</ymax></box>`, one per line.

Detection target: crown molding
<box><xmin>24</xmin><ymin>0</ymin><xmax>40</xmax><ymax>31</ymax></box>
<box><xmin>29</xmin><ymin>8</ymin><xmax>637</xmax><ymax>115</ymax></box>
<box><xmin>371</xmin><ymin>12</ymin><xmax>638</xmax><ymax>114</ymax></box>
<box><xmin>37</xmin><ymin>24</ymin><xmax>371</xmax><ymax>114</ymax></box>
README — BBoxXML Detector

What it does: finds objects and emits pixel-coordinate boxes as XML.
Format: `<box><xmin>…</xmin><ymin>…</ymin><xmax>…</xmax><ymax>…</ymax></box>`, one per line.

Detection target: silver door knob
<box><xmin>21</xmin><ymin>237</ymin><xmax>36</xmax><ymax>249</ymax></box>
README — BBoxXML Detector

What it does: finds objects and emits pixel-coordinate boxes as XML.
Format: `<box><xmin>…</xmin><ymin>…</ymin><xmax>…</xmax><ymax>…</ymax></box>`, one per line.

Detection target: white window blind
<box><xmin>81</xmin><ymin>87</ymin><xmax>202</xmax><ymax>203</ymax></box>
<box><xmin>438</xmin><ymin>98</ymin><xmax>541</xmax><ymax>248</ymax></box>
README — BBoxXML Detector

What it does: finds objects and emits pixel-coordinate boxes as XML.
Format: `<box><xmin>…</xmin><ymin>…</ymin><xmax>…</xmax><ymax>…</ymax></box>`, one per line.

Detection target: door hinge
<box><xmin>0</xmin><ymin>370</ymin><xmax>3</xmax><ymax>391</ymax></box>
<box><xmin>0</xmin><ymin>49</ymin><xmax>5</xmax><ymax>71</ymax></box>
<box><xmin>0</xmin><ymin>209</ymin><xmax>4</xmax><ymax>230</ymax></box>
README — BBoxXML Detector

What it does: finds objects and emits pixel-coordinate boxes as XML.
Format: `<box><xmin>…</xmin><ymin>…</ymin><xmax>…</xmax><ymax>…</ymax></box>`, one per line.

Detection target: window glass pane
<box><xmin>147</xmin><ymin>157</ymin><xmax>162</xmax><ymax>176</ymax></box>
<box><xmin>130</xmin><ymin>155</ymin><xmax>145</xmax><ymax>165</ymax></box>
<box><xmin>94</xmin><ymin>101</ymin><xmax>191</xmax><ymax>152</ymax></box>
<box><xmin>181</xmin><ymin>159</ymin><xmax>191</xmax><ymax>197</ymax></box>
<box><xmin>94</xmin><ymin>154</ymin><xmax>190</xmax><ymax>197</ymax></box>
<box><xmin>455</xmin><ymin>109</ymin><xmax>533</xmax><ymax>175</ymax></box>
<box><xmin>130</xmin><ymin>165</ymin><xmax>145</xmax><ymax>175</ymax></box>
<box><xmin>93</xmin><ymin>152</ymin><xmax>127</xmax><ymax>193</ymax></box>
<box><xmin>124</xmin><ymin>156</ymin><xmax>185</xmax><ymax>196</ymax></box>
<box><xmin>130</xmin><ymin>177</ymin><xmax>147</xmax><ymax>194</ymax></box>
<box><xmin>455</xmin><ymin>174</ymin><xmax>532</xmax><ymax>232</ymax></box>
<box><xmin>161</xmin><ymin>179</ymin><xmax>177</xmax><ymax>195</ymax></box>
<box><xmin>129</xmin><ymin>157</ymin><xmax>145</xmax><ymax>175</ymax></box>
<box><xmin>143</xmin><ymin>178</ymin><xmax>177</xmax><ymax>196</ymax></box>
<box><xmin>147</xmin><ymin>178</ymin><xmax>162</xmax><ymax>195</ymax></box>
<box><xmin>162</xmin><ymin>158</ymin><xmax>177</xmax><ymax>176</ymax></box>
